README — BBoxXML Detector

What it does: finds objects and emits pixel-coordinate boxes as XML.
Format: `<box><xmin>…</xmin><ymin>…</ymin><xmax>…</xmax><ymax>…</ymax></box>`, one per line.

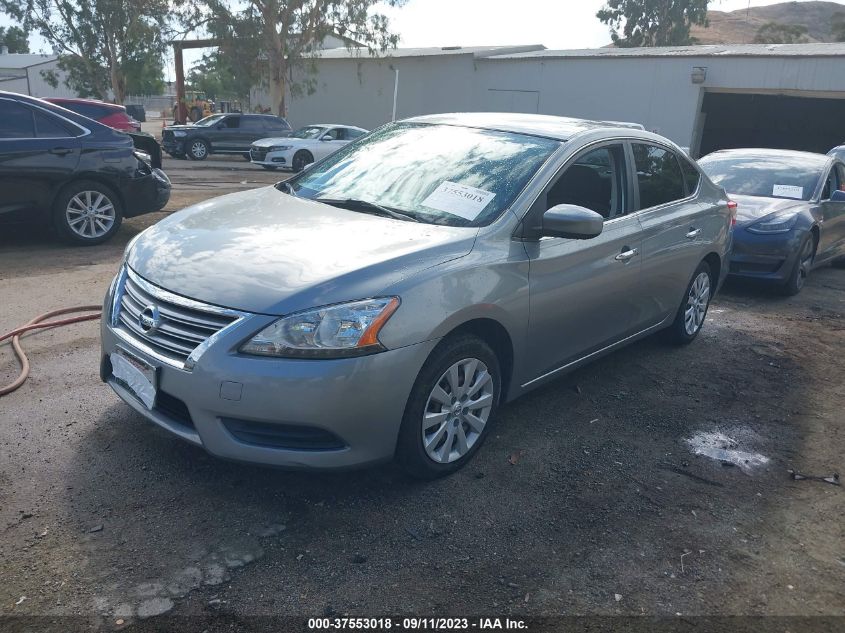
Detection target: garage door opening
<box><xmin>698</xmin><ymin>92</ymin><xmax>845</xmax><ymax>157</ymax></box>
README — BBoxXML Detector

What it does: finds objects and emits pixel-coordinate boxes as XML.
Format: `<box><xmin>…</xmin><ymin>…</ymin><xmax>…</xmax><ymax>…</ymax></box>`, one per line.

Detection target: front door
<box><xmin>523</xmin><ymin>143</ymin><xmax>644</xmax><ymax>382</ymax></box>
<box><xmin>817</xmin><ymin>163</ymin><xmax>845</xmax><ymax>262</ymax></box>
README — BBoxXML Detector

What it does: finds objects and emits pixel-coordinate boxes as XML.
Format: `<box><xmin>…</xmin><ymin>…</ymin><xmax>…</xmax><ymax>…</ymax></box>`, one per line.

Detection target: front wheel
<box><xmin>396</xmin><ymin>335</ymin><xmax>500</xmax><ymax>479</ymax></box>
<box><xmin>187</xmin><ymin>139</ymin><xmax>209</xmax><ymax>161</ymax></box>
<box><xmin>780</xmin><ymin>232</ymin><xmax>815</xmax><ymax>296</ymax></box>
<box><xmin>291</xmin><ymin>150</ymin><xmax>313</xmax><ymax>173</ymax></box>
<box><xmin>664</xmin><ymin>261</ymin><xmax>713</xmax><ymax>345</ymax></box>
<box><xmin>52</xmin><ymin>181</ymin><xmax>123</xmax><ymax>245</ymax></box>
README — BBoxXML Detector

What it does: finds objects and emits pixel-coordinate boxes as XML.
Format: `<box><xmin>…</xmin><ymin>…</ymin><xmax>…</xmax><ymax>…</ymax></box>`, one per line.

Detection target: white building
<box><xmin>274</xmin><ymin>42</ymin><xmax>845</xmax><ymax>157</ymax></box>
<box><xmin>0</xmin><ymin>50</ymin><xmax>76</xmax><ymax>99</ymax></box>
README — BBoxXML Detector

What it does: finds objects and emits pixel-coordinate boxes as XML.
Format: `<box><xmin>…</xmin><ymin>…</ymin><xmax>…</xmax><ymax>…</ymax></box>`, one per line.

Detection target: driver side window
<box><xmin>545</xmin><ymin>144</ymin><xmax>627</xmax><ymax>220</ymax></box>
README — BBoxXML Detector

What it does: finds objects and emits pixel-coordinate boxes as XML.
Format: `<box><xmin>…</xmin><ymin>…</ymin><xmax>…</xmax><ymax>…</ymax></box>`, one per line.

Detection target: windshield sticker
<box><xmin>422</xmin><ymin>181</ymin><xmax>496</xmax><ymax>221</ymax></box>
<box><xmin>773</xmin><ymin>184</ymin><xmax>803</xmax><ymax>199</ymax></box>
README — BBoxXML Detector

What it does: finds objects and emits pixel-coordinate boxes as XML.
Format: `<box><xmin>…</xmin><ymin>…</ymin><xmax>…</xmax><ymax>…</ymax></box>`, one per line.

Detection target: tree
<box><xmin>597</xmin><ymin>0</ymin><xmax>710</xmax><ymax>48</ymax></box>
<box><xmin>187</xmin><ymin>49</ymin><xmax>259</xmax><ymax>103</ymax></box>
<box><xmin>0</xmin><ymin>26</ymin><xmax>30</xmax><ymax>52</ymax></box>
<box><xmin>832</xmin><ymin>12</ymin><xmax>845</xmax><ymax>42</ymax></box>
<box><xmin>191</xmin><ymin>0</ymin><xmax>405</xmax><ymax>117</ymax></box>
<box><xmin>753</xmin><ymin>22</ymin><xmax>809</xmax><ymax>44</ymax></box>
<box><xmin>0</xmin><ymin>0</ymin><xmax>171</xmax><ymax>102</ymax></box>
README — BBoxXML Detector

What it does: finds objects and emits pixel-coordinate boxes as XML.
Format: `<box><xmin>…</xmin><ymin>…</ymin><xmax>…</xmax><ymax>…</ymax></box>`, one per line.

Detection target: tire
<box><xmin>832</xmin><ymin>257</ymin><xmax>845</xmax><ymax>269</ymax></box>
<box><xmin>396</xmin><ymin>334</ymin><xmax>501</xmax><ymax>479</ymax></box>
<box><xmin>52</xmin><ymin>180</ymin><xmax>123</xmax><ymax>246</ymax></box>
<box><xmin>187</xmin><ymin>138</ymin><xmax>209</xmax><ymax>161</ymax></box>
<box><xmin>780</xmin><ymin>232</ymin><xmax>815</xmax><ymax>296</ymax></box>
<box><xmin>292</xmin><ymin>150</ymin><xmax>313</xmax><ymax>173</ymax></box>
<box><xmin>664</xmin><ymin>261</ymin><xmax>713</xmax><ymax>345</ymax></box>
<box><xmin>261</xmin><ymin>165</ymin><xmax>279</xmax><ymax>171</ymax></box>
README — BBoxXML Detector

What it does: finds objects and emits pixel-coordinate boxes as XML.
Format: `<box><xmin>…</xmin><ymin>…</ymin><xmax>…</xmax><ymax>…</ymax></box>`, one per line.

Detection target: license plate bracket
<box><xmin>110</xmin><ymin>347</ymin><xmax>158</xmax><ymax>410</ymax></box>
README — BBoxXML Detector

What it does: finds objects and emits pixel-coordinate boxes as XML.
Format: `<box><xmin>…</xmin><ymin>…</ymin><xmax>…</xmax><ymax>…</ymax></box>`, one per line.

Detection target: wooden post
<box><xmin>174</xmin><ymin>42</ymin><xmax>187</xmax><ymax>124</ymax></box>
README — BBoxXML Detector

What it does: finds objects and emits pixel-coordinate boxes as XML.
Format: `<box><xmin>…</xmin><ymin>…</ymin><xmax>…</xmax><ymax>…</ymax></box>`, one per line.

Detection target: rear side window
<box><xmin>680</xmin><ymin>157</ymin><xmax>701</xmax><ymax>196</ymax></box>
<box><xmin>633</xmin><ymin>144</ymin><xmax>686</xmax><ymax>209</ymax></box>
<box><xmin>240</xmin><ymin>117</ymin><xmax>265</xmax><ymax>130</ymax></box>
<box><xmin>0</xmin><ymin>99</ymin><xmax>36</xmax><ymax>138</ymax></box>
<box><xmin>264</xmin><ymin>116</ymin><xmax>290</xmax><ymax>131</ymax></box>
<box><xmin>34</xmin><ymin>110</ymin><xmax>71</xmax><ymax>138</ymax></box>
<box><xmin>346</xmin><ymin>128</ymin><xmax>366</xmax><ymax>140</ymax></box>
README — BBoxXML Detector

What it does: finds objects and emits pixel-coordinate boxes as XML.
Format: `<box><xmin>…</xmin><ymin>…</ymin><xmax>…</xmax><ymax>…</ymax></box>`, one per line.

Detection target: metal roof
<box><xmin>404</xmin><ymin>112</ymin><xmax>652</xmax><ymax>141</ymax></box>
<box><xmin>316</xmin><ymin>45</ymin><xmax>545</xmax><ymax>59</ymax></box>
<box><xmin>489</xmin><ymin>42</ymin><xmax>845</xmax><ymax>60</ymax></box>
<box><xmin>0</xmin><ymin>53</ymin><xmax>58</xmax><ymax>69</ymax></box>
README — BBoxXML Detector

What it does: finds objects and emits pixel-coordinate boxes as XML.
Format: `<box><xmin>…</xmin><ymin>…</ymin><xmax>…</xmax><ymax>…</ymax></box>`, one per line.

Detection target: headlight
<box><xmin>746</xmin><ymin>211</ymin><xmax>800</xmax><ymax>234</ymax></box>
<box><xmin>240</xmin><ymin>297</ymin><xmax>400</xmax><ymax>359</ymax></box>
<box><xmin>172</xmin><ymin>131</ymin><xmax>187</xmax><ymax>138</ymax></box>
<box><xmin>270</xmin><ymin>145</ymin><xmax>292</xmax><ymax>152</ymax></box>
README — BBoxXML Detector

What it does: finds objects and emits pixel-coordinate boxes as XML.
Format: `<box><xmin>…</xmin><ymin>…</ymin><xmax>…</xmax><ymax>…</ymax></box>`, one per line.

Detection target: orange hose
<box><xmin>0</xmin><ymin>306</ymin><xmax>102</xmax><ymax>397</ymax></box>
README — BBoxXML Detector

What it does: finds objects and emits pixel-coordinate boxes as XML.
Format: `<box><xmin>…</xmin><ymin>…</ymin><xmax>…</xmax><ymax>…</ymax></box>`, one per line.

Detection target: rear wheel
<box><xmin>396</xmin><ymin>335</ymin><xmax>500</xmax><ymax>479</ymax></box>
<box><xmin>188</xmin><ymin>138</ymin><xmax>209</xmax><ymax>161</ymax></box>
<box><xmin>292</xmin><ymin>150</ymin><xmax>313</xmax><ymax>172</ymax></box>
<box><xmin>780</xmin><ymin>232</ymin><xmax>815</xmax><ymax>296</ymax></box>
<box><xmin>52</xmin><ymin>181</ymin><xmax>123</xmax><ymax>246</ymax></box>
<box><xmin>664</xmin><ymin>261</ymin><xmax>713</xmax><ymax>345</ymax></box>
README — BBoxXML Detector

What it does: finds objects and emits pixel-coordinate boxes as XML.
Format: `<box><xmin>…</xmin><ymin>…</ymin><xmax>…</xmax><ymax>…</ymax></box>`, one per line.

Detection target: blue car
<box><xmin>699</xmin><ymin>149</ymin><xmax>845</xmax><ymax>295</ymax></box>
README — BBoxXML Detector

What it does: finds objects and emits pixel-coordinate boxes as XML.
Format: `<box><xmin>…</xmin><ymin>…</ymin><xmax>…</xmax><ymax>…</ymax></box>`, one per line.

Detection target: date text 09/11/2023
<box><xmin>307</xmin><ymin>617</ymin><xmax>529</xmax><ymax>630</ymax></box>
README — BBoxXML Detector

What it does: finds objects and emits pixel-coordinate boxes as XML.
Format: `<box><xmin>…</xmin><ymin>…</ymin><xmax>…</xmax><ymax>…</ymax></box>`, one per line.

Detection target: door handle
<box><xmin>49</xmin><ymin>148</ymin><xmax>73</xmax><ymax>156</ymax></box>
<box><xmin>686</xmin><ymin>228</ymin><xmax>702</xmax><ymax>239</ymax></box>
<box><xmin>615</xmin><ymin>248</ymin><xmax>638</xmax><ymax>262</ymax></box>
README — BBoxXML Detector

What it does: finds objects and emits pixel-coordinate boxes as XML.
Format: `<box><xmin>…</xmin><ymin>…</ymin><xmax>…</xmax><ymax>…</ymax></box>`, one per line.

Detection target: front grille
<box><xmin>116</xmin><ymin>269</ymin><xmax>238</xmax><ymax>366</ymax></box>
<box><xmin>250</xmin><ymin>147</ymin><xmax>267</xmax><ymax>161</ymax></box>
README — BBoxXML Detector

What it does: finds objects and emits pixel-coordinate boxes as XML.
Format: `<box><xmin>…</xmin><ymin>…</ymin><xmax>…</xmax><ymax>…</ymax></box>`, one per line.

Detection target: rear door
<box><xmin>633</xmin><ymin>143</ymin><xmax>711</xmax><ymax>327</ymax></box>
<box><xmin>523</xmin><ymin>141</ymin><xmax>644</xmax><ymax>382</ymax></box>
<box><xmin>0</xmin><ymin>98</ymin><xmax>81</xmax><ymax>216</ymax></box>
<box><xmin>237</xmin><ymin>116</ymin><xmax>270</xmax><ymax>150</ymax></box>
<box><xmin>816</xmin><ymin>163</ymin><xmax>845</xmax><ymax>261</ymax></box>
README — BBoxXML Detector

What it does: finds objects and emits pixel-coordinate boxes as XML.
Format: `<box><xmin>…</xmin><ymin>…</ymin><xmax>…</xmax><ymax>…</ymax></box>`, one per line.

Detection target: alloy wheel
<box><xmin>65</xmin><ymin>191</ymin><xmax>116</xmax><ymax>239</ymax></box>
<box><xmin>422</xmin><ymin>358</ymin><xmax>494</xmax><ymax>464</ymax></box>
<box><xmin>684</xmin><ymin>271</ymin><xmax>711</xmax><ymax>336</ymax></box>
<box><xmin>796</xmin><ymin>237</ymin><xmax>815</xmax><ymax>290</ymax></box>
<box><xmin>190</xmin><ymin>141</ymin><xmax>207</xmax><ymax>159</ymax></box>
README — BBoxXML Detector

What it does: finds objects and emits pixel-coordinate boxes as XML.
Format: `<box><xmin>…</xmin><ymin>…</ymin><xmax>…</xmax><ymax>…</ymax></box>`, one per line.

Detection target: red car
<box><xmin>45</xmin><ymin>98</ymin><xmax>141</xmax><ymax>132</ymax></box>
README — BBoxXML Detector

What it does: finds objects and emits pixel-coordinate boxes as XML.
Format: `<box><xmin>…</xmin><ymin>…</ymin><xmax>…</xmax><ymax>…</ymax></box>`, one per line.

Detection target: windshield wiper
<box><xmin>316</xmin><ymin>198</ymin><xmax>420</xmax><ymax>223</ymax></box>
<box><xmin>276</xmin><ymin>181</ymin><xmax>296</xmax><ymax>196</ymax></box>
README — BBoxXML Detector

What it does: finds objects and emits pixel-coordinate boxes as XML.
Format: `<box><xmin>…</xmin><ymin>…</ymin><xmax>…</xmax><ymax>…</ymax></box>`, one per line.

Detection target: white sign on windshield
<box><xmin>772</xmin><ymin>184</ymin><xmax>803</xmax><ymax>199</ymax></box>
<box><xmin>422</xmin><ymin>181</ymin><xmax>496</xmax><ymax>221</ymax></box>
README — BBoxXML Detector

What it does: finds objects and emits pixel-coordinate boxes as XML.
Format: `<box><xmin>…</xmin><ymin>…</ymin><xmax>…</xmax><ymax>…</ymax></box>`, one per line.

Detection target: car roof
<box><xmin>403</xmin><ymin>112</ymin><xmax>650</xmax><ymax>142</ymax></box>
<box><xmin>44</xmin><ymin>97</ymin><xmax>124</xmax><ymax>110</ymax></box>
<box><xmin>701</xmin><ymin>148</ymin><xmax>832</xmax><ymax>168</ymax></box>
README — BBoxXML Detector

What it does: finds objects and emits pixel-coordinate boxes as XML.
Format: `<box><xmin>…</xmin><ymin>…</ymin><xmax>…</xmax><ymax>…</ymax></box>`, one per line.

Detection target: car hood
<box><xmin>163</xmin><ymin>124</ymin><xmax>195</xmax><ymax>132</ymax></box>
<box><xmin>252</xmin><ymin>137</ymin><xmax>306</xmax><ymax>148</ymax></box>
<box><xmin>127</xmin><ymin>187</ymin><xmax>477</xmax><ymax>315</ymax></box>
<box><xmin>729</xmin><ymin>194</ymin><xmax>808</xmax><ymax>225</ymax></box>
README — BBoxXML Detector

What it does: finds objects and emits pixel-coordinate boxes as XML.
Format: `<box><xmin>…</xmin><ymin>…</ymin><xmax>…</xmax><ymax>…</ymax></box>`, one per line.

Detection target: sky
<box><xmin>2</xmin><ymin>0</ymin><xmax>842</xmax><ymax>80</ymax></box>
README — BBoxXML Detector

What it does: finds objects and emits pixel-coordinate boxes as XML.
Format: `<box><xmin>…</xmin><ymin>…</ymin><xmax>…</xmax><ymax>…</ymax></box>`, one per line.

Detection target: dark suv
<box><xmin>162</xmin><ymin>113</ymin><xmax>292</xmax><ymax>161</ymax></box>
<box><xmin>0</xmin><ymin>91</ymin><xmax>171</xmax><ymax>245</ymax></box>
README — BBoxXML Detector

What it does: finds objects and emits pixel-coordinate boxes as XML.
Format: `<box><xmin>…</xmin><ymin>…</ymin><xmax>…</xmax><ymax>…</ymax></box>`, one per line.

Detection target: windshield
<box><xmin>287</xmin><ymin>122</ymin><xmax>560</xmax><ymax>227</ymax></box>
<box><xmin>193</xmin><ymin>114</ymin><xmax>226</xmax><ymax>127</ymax></box>
<box><xmin>698</xmin><ymin>153</ymin><xmax>825</xmax><ymax>201</ymax></box>
<box><xmin>292</xmin><ymin>126</ymin><xmax>328</xmax><ymax>139</ymax></box>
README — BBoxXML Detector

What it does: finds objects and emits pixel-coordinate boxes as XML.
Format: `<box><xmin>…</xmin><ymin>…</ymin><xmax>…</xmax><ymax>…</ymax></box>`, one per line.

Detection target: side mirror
<box><xmin>541</xmin><ymin>205</ymin><xmax>604</xmax><ymax>240</ymax></box>
<box><xmin>830</xmin><ymin>189</ymin><xmax>845</xmax><ymax>202</ymax></box>
<box><xmin>321</xmin><ymin>134</ymin><xmax>333</xmax><ymax>141</ymax></box>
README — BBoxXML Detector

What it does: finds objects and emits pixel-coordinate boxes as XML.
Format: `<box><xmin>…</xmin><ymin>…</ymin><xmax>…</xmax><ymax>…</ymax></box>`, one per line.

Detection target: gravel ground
<box><xmin>1</xmin><ymin>161</ymin><xmax>843</xmax><ymax>632</ymax></box>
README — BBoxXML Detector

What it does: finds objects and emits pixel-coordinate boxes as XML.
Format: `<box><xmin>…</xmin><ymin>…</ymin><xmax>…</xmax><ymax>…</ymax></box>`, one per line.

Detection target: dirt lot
<box><xmin>1</xmin><ymin>158</ymin><xmax>843</xmax><ymax>632</ymax></box>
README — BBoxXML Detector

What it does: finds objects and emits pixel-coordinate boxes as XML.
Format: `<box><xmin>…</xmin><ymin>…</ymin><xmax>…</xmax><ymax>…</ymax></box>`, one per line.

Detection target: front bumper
<box><xmin>123</xmin><ymin>169</ymin><xmax>171</xmax><ymax>218</ymax></box>
<box><xmin>727</xmin><ymin>226</ymin><xmax>804</xmax><ymax>283</ymax></box>
<box><xmin>99</xmin><ymin>274</ymin><xmax>436</xmax><ymax>470</ymax></box>
<box><xmin>250</xmin><ymin>147</ymin><xmax>293</xmax><ymax>168</ymax></box>
<box><xmin>162</xmin><ymin>138</ymin><xmax>186</xmax><ymax>156</ymax></box>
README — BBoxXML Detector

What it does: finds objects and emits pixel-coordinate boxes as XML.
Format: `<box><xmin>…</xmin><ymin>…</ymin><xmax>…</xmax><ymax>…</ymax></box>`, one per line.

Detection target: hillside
<box><xmin>690</xmin><ymin>1</ymin><xmax>845</xmax><ymax>44</ymax></box>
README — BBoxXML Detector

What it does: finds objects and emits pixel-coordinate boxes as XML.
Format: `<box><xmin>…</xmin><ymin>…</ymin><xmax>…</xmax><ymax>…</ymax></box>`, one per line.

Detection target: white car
<box><xmin>249</xmin><ymin>124</ymin><xmax>369</xmax><ymax>172</ymax></box>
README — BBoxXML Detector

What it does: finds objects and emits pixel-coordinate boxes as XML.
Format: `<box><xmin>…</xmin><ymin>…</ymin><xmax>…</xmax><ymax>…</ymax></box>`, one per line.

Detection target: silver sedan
<box><xmin>101</xmin><ymin>113</ymin><xmax>732</xmax><ymax>478</ymax></box>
